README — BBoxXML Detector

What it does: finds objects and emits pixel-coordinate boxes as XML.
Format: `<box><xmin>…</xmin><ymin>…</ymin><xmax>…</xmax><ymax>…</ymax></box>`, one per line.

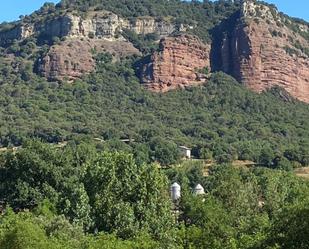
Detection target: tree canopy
<box><xmin>1</xmin><ymin>143</ymin><xmax>309</xmax><ymax>248</ymax></box>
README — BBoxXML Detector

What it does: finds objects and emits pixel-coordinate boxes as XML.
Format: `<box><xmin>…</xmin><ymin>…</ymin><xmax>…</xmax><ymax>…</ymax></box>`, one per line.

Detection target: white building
<box><xmin>179</xmin><ymin>146</ymin><xmax>191</xmax><ymax>159</ymax></box>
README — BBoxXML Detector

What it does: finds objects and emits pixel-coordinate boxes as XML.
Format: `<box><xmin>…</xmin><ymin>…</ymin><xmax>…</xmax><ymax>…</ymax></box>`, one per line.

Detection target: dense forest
<box><xmin>0</xmin><ymin>140</ymin><xmax>309</xmax><ymax>248</ymax></box>
<box><xmin>0</xmin><ymin>53</ymin><xmax>308</xmax><ymax>167</ymax></box>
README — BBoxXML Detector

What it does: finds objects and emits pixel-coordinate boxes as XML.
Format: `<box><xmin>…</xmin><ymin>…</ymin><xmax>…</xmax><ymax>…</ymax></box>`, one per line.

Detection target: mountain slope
<box><xmin>0</xmin><ymin>0</ymin><xmax>308</xmax><ymax>166</ymax></box>
<box><xmin>1</xmin><ymin>0</ymin><xmax>307</xmax><ymax>101</ymax></box>
<box><xmin>220</xmin><ymin>0</ymin><xmax>309</xmax><ymax>103</ymax></box>
<box><xmin>0</xmin><ymin>54</ymin><xmax>308</xmax><ymax>165</ymax></box>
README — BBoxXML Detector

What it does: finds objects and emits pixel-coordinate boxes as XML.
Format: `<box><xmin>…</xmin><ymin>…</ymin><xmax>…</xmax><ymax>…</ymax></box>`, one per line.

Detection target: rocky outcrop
<box><xmin>0</xmin><ymin>11</ymin><xmax>187</xmax><ymax>44</ymax></box>
<box><xmin>0</xmin><ymin>24</ymin><xmax>34</xmax><ymax>44</ymax></box>
<box><xmin>129</xmin><ymin>17</ymin><xmax>185</xmax><ymax>36</ymax></box>
<box><xmin>222</xmin><ymin>0</ymin><xmax>309</xmax><ymax>103</ymax></box>
<box><xmin>1</xmin><ymin>1</ymin><xmax>308</xmax><ymax>102</ymax></box>
<box><xmin>12</xmin><ymin>10</ymin><xmax>185</xmax><ymax>82</ymax></box>
<box><xmin>140</xmin><ymin>1</ymin><xmax>309</xmax><ymax>101</ymax></box>
<box><xmin>47</xmin><ymin>12</ymin><xmax>187</xmax><ymax>39</ymax></box>
<box><xmin>39</xmin><ymin>12</ymin><xmax>126</xmax><ymax>40</ymax></box>
<box><xmin>142</xmin><ymin>34</ymin><xmax>211</xmax><ymax>92</ymax></box>
<box><xmin>39</xmin><ymin>38</ymin><xmax>140</xmax><ymax>81</ymax></box>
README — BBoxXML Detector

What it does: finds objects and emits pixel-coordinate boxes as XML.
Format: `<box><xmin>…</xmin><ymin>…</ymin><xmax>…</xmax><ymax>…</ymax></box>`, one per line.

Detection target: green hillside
<box><xmin>0</xmin><ymin>53</ymin><xmax>308</xmax><ymax>167</ymax></box>
<box><xmin>0</xmin><ymin>0</ymin><xmax>309</xmax><ymax>248</ymax></box>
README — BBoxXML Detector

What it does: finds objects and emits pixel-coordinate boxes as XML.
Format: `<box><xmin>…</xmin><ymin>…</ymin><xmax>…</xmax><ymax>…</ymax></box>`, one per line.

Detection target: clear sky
<box><xmin>0</xmin><ymin>0</ymin><xmax>60</xmax><ymax>23</ymax></box>
<box><xmin>0</xmin><ymin>0</ymin><xmax>308</xmax><ymax>23</ymax></box>
<box><xmin>264</xmin><ymin>0</ymin><xmax>309</xmax><ymax>21</ymax></box>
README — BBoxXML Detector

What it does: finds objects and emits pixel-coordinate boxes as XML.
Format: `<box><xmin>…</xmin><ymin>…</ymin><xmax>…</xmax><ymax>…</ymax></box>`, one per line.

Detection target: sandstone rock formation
<box><xmin>0</xmin><ymin>11</ymin><xmax>187</xmax><ymax>44</ymax></box>
<box><xmin>142</xmin><ymin>34</ymin><xmax>211</xmax><ymax>92</ymax></box>
<box><xmin>222</xmin><ymin>0</ymin><xmax>309</xmax><ymax>103</ymax></box>
<box><xmin>140</xmin><ymin>2</ymin><xmax>309</xmax><ymax>102</ymax></box>
<box><xmin>0</xmin><ymin>24</ymin><xmax>34</xmax><ymax>43</ymax></box>
<box><xmin>39</xmin><ymin>38</ymin><xmax>140</xmax><ymax>81</ymax></box>
<box><xmin>1</xmin><ymin>1</ymin><xmax>308</xmax><ymax>103</ymax></box>
<box><xmin>40</xmin><ymin>12</ymin><xmax>126</xmax><ymax>40</ymax></box>
<box><xmin>129</xmin><ymin>16</ymin><xmax>183</xmax><ymax>36</ymax></box>
<box><xmin>0</xmin><ymin>11</ymin><xmax>188</xmax><ymax>82</ymax></box>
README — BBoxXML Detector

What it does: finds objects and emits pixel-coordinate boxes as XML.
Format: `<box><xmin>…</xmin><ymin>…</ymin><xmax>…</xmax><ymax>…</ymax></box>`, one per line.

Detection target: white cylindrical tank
<box><xmin>194</xmin><ymin>184</ymin><xmax>205</xmax><ymax>195</ymax></box>
<box><xmin>170</xmin><ymin>182</ymin><xmax>181</xmax><ymax>201</ymax></box>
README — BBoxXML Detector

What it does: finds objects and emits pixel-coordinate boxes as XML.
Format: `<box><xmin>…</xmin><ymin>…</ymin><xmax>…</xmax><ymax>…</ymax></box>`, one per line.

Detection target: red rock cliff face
<box><xmin>223</xmin><ymin>2</ymin><xmax>309</xmax><ymax>103</ymax></box>
<box><xmin>142</xmin><ymin>34</ymin><xmax>211</xmax><ymax>92</ymax></box>
<box><xmin>39</xmin><ymin>38</ymin><xmax>140</xmax><ymax>81</ymax></box>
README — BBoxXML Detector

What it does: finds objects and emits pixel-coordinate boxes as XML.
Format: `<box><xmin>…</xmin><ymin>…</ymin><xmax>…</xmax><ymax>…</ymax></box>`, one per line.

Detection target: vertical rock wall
<box><xmin>222</xmin><ymin>1</ymin><xmax>309</xmax><ymax>103</ymax></box>
<box><xmin>142</xmin><ymin>34</ymin><xmax>211</xmax><ymax>92</ymax></box>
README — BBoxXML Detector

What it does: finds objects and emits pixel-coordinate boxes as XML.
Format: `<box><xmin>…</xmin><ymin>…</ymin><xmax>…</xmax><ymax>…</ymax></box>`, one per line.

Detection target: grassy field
<box><xmin>170</xmin><ymin>158</ymin><xmax>309</xmax><ymax>180</ymax></box>
<box><xmin>295</xmin><ymin>167</ymin><xmax>309</xmax><ymax>179</ymax></box>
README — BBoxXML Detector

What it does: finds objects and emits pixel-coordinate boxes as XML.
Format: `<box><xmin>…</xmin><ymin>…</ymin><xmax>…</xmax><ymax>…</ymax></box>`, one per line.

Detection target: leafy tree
<box><xmin>0</xmin><ymin>219</ymin><xmax>51</xmax><ymax>249</ymax></box>
<box><xmin>0</xmin><ymin>140</ymin><xmax>92</xmax><ymax>229</ymax></box>
<box><xmin>264</xmin><ymin>203</ymin><xmax>309</xmax><ymax>249</ymax></box>
<box><xmin>149</xmin><ymin>137</ymin><xmax>181</xmax><ymax>166</ymax></box>
<box><xmin>180</xmin><ymin>195</ymin><xmax>235</xmax><ymax>249</ymax></box>
<box><xmin>84</xmin><ymin>152</ymin><xmax>174</xmax><ymax>239</ymax></box>
<box><xmin>258</xmin><ymin>147</ymin><xmax>275</xmax><ymax>167</ymax></box>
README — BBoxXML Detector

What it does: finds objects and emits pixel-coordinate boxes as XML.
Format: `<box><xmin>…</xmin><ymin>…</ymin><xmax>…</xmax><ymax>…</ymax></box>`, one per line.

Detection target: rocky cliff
<box><xmin>0</xmin><ymin>10</ymin><xmax>186</xmax><ymax>81</ymax></box>
<box><xmin>1</xmin><ymin>1</ymin><xmax>308</xmax><ymax>103</ymax></box>
<box><xmin>39</xmin><ymin>38</ymin><xmax>140</xmax><ymax>81</ymax></box>
<box><xmin>221</xmin><ymin>0</ymin><xmax>309</xmax><ymax>103</ymax></box>
<box><xmin>0</xmin><ymin>24</ymin><xmax>34</xmax><ymax>43</ymax></box>
<box><xmin>142</xmin><ymin>34</ymin><xmax>211</xmax><ymax>92</ymax></box>
<box><xmin>0</xmin><ymin>11</ymin><xmax>185</xmax><ymax>44</ymax></box>
<box><xmin>140</xmin><ymin>1</ymin><xmax>309</xmax><ymax>102</ymax></box>
<box><xmin>129</xmin><ymin>17</ymin><xmax>184</xmax><ymax>36</ymax></box>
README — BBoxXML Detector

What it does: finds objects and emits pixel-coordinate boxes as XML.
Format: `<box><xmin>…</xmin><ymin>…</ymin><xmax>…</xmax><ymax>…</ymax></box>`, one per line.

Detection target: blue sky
<box><xmin>0</xmin><ymin>0</ymin><xmax>308</xmax><ymax>23</ymax></box>
<box><xmin>0</xmin><ymin>0</ymin><xmax>60</xmax><ymax>23</ymax></box>
<box><xmin>265</xmin><ymin>0</ymin><xmax>308</xmax><ymax>21</ymax></box>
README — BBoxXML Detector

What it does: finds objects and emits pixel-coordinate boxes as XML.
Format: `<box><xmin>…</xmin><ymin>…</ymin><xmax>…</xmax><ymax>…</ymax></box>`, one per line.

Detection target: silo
<box><xmin>170</xmin><ymin>182</ymin><xmax>181</xmax><ymax>201</ymax></box>
<box><xmin>194</xmin><ymin>184</ymin><xmax>205</xmax><ymax>195</ymax></box>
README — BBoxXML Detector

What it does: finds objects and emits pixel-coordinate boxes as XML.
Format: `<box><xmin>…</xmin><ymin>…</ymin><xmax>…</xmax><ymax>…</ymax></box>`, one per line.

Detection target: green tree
<box><xmin>180</xmin><ymin>195</ymin><xmax>235</xmax><ymax>249</ymax></box>
<box><xmin>149</xmin><ymin>137</ymin><xmax>180</xmax><ymax>166</ymax></box>
<box><xmin>84</xmin><ymin>152</ymin><xmax>174</xmax><ymax>240</ymax></box>
<box><xmin>0</xmin><ymin>210</ymin><xmax>52</xmax><ymax>249</ymax></box>
<box><xmin>0</xmin><ymin>140</ymin><xmax>93</xmax><ymax>229</ymax></box>
<box><xmin>265</xmin><ymin>203</ymin><xmax>309</xmax><ymax>249</ymax></box>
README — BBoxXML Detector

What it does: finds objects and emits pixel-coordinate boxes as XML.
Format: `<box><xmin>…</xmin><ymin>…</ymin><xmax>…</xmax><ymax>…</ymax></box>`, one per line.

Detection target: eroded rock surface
<box><xmin>0</xmin><ymin>11</ymin><xmax>186</xmax><ymax>43</ymax></box>
<box><xmin>39</xmin><ymin>38</ymin><xmax>140</xmax><ymax>81</ymax></box>
<box><xmin>222</xmin><ymin>0</ymin><xmax>309</xmax><ymax>103</ymax></box>
<box><xmin>142</xmin><ymin>34</ymin><xmax>211</xmax><ymax>92</ymax></box>
<box><xmin>1</xmin><ymin>1</ymin><xmax>308</xmax><ymax>102</ymax></box>
<box><xmin>0</xmin><ymin>24</ymin><xmax>34</xmax><ymax>43</ymax></box>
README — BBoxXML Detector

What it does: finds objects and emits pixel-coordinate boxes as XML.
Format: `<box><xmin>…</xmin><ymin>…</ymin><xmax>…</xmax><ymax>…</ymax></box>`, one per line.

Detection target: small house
<box><xmin>179</xmin><ymin>146</ymin><xmax>191</xmax><ymax>159</ymax></box>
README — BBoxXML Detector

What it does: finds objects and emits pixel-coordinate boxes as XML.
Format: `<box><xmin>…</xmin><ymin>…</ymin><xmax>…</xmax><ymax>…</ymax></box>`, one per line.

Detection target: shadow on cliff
<box><xmin>209</xmin><ymin>10</ymin><xmax>241</xmax><ymax>75</ymax></box>
<box><xmin>133</xmin><ymin>54</ymin><xmax>153</xmax><ymax>84</ymax></box>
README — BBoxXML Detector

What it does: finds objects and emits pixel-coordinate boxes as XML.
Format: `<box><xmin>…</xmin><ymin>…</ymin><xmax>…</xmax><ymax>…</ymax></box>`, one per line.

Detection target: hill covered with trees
<box><xmin>0</xmin><ymin>0</ymin><xmax>308</xmax><ymax>248</ymax></box>
<box><xmin>0</xmin><ymin>1</ymin><xmax>307</xmax><ymax>168</ymax></box>
<box><xmin>0</xmin><ymin>53</ymin><xmax>308</xmax><ymax>167</ymax></box>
